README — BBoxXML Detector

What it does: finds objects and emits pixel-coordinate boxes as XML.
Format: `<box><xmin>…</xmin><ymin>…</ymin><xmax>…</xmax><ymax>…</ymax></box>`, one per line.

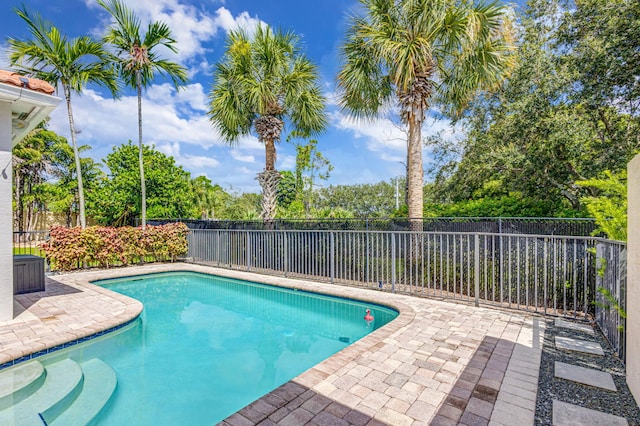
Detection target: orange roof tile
<box><xmin>0</xmin><ymin>70</ymin><xmax>55</xmax><ymax>95</ymax></box>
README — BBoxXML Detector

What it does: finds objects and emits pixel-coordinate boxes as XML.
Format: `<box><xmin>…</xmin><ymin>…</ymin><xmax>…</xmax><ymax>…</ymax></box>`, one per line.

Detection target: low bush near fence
<box><xmin>42</xmin><ymin>223</ymin><xmax>189</xmax><ymax>271</ymax></box>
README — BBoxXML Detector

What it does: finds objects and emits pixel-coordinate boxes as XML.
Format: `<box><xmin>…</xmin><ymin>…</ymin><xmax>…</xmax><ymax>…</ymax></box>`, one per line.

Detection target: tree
<box><xmin>426</xmin><ymin>0</ymin><xmax>639</xmax><ymax>217</ymax></box>
<box><xmin>294</xmin><ymin>139</ymin><xmax>332</xmax><ymax>215</ymax></box>
<box><xmin>98</xmin><ymin>0</ymin><xmax>188</xmax><ymax>229</ymax></box>
<box><xmin>338</xmin><ymin>0</ymin><xmax>515</xmax><ymax>227</ymax></box>
<box><xmin>12</xmin><ymin>126</ymin><xmax>62</xmax><ymax>232</ymax></box>
<box><xmin>89</xmin><ymin>142</ymin><xmax>194</xmax><ymax>226</ymax></box>
<box><xmin>48</xmin><ymin>140</ymin><xmax>103</xmax><ymax>227</ymax></box>
<box><xmin>8</xmin><ymin>6</ymin><xmax>118</xmax><ymax>228</ymax></box>
<box><xmin>556</xmin><ymin>0</ymin><xmax>640</xmax><ymax>169</ymax></box>
<box><xmin>577</xmin><ymin>171</ymin><xmax>627</xmax><ymax>241</ymax></box>
<box><xmin>208</xmin><ymin>25</ymin><xmax>327</xmax><ymax>223</ymax></box>
<box><xmin>317</xmin><ymin>181</ymin><xmax>397</xmax><ymax>218</ymax></box>
<box><xmin>190</xmin><ymin>176</ymin><xmax>233</xmax><ymax>219</ymax></box>
<box><xmin>276</xmin><ymin>170</ymin><xmax>298</xmax><ymax>209</ymax></box>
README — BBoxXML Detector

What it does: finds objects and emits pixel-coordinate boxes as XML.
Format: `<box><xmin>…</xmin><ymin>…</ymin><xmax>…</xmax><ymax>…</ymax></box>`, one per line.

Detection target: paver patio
<box><xmin>0</xmin><ymin>263</ymin><xmax>545</xmax><ymax>425</ymax></box>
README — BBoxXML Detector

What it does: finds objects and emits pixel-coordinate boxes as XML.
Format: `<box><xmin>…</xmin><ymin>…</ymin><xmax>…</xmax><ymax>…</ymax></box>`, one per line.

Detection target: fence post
<box><xmin>330</xmin><ymin>231</ymin><xmax>335</xmax><ymax>284</ymax></box>
<box><xmin>246</xmin><ymin>231</ymin><xmax>251</xmax><ymax>271</ymax></box>
<box><xmin>391</xmin><ymin>233</ymin><xmax>396</xmax><ymax>293</ymax></box>
<box><xmin>284</xmin><ymin>231</ymin><xmax>288</xmax><ymax>278</ymax></box>
<box><xmin>216</xmin><ymin>230</ymin><xmax>220</xmax><ymax>267</ymax></box>
<box><xmin>474</xmin><ymin>234</ymin><xmax>480</xmax><ymax>307</ymax></box>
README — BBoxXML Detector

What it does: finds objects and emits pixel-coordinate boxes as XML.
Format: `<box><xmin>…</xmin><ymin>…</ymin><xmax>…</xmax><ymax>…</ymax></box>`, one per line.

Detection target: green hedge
<box><xmin>42</xmin><ymin>223</ymin><xmax>189</xmax><ymax>271</ymax></box>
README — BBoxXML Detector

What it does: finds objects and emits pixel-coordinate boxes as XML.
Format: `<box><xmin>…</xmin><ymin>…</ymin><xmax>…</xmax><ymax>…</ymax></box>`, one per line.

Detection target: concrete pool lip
<box><xmin>0</xmin><ymin>263</ymin><xmax>544</xmax><ymax>425</ymax></box>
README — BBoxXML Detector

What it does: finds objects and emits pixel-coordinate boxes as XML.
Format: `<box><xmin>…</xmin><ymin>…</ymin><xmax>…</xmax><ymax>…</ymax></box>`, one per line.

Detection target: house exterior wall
<box><xmin>0</xmin><ymin>102</ymin><xmax>13</xmax><ymax>321</ymax></box>
<box><xmin>627</xmin><ymin>154</ymin><xmax>640</xmax><ymax>404</ymax></box>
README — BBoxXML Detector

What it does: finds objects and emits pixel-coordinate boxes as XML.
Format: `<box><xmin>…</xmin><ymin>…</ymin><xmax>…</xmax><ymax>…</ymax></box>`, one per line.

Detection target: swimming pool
<box><xmin>3</xmin><ymin>272</ymin><xmax>397</xmax><ymax>424</ymax></box>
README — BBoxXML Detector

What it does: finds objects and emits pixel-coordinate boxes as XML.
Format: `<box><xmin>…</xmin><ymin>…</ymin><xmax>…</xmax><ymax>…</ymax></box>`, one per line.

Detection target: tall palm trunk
<box><xmin>64</xmin><ymin>85</ymin><xmax>87</xmax><ymax>229</ymax></box>
<box><xmin>257</xmin><ymin>138</ymin><xmax>280</xmax><ymax>224</ymax></box>
<box><xmin>407</xmin><ymin>118</ymin><xmax>423</xmax><ymax>231</ymax></box>
<box><xmin>137</xmin><ymin>70</ymin><xmax>146</xmax><ymax>229</ymax></box>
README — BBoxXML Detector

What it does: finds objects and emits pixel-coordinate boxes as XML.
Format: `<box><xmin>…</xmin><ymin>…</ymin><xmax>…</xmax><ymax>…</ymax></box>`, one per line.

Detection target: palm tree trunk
<box><xmin>258</xmin><ymin>137</ymin><xmax>280</xmax><ymax>223</ymax></box>
<box><xmin>265</xmin><ymin>138</ymin><xmax>276</xmax><ymax>171</ymax></box>
<box><xmin>407</xmin><ymin>118</ymin><xmax>423</xmax><ymax>231</ymax></box>
<box><xmin>137</xmin><ymin>71</ymin><xmax>146</xmax><ymax>229</ymax></box>
<box><xmin>65</xmin><ymin>85</ymin><xmax>87</xmax><ymax>229</ymax></box>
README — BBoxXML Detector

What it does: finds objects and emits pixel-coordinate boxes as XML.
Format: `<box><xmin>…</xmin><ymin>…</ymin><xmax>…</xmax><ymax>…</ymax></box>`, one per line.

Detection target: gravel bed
<box><xmin>534</xmin><ymin>318</ymin><xmax>640</xmax><ymax>425</ymax></box>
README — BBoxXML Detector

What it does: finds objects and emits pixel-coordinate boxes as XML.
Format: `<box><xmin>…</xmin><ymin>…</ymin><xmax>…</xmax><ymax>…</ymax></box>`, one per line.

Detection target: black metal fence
<box><xmin>146</xmin><ymin>217</ymin><xmax>599</xmax><ymax>236</ymax></box>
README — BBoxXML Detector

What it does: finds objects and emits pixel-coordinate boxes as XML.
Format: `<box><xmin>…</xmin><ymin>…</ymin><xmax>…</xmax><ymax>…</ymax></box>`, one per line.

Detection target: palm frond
<box><xmin>208</xmin><ymin>24</ymin><xmax>327</xmax><ymax>144</ymax></box>
<box><xmin>99</xmin><ymin>0</ymin><xmax>187</xmax><ymax>91</ymax></box>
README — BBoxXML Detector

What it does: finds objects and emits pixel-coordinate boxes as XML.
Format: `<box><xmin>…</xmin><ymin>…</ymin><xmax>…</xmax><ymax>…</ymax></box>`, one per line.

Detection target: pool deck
<box><xmin>0</xmin><ymin>263</ymin><xmax>545</xmax><ymax>425</ymax></box>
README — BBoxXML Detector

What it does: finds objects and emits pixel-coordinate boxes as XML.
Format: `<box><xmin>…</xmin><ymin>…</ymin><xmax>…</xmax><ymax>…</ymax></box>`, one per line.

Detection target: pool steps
<box><xmin>0</xmin><ymin>360</ymin><xmax>45</xmax><ymax>410</ymax></box>
<box><xmin>0</xmin><ymin>357</ymin><xmax>117</xmax><ymax>425</ymax></box>
<box><xmin>49</xmin><ymin>358</ymin><xmax>117</xmax><ymax>426</ymax></box>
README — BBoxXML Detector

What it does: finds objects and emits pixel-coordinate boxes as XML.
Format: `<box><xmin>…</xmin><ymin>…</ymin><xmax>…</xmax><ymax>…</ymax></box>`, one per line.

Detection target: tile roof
<box><xmin>0</xmin><ymin>70</ymin><xmax>55</xmax><ymax>95</ymax></box>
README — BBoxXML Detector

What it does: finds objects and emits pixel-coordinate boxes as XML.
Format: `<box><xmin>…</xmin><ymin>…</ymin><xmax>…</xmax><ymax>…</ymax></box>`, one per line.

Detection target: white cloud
<box><xmin>331</xmin><ymin>111</ymin><xmax>406</xmax><ymax>151</ymax></box>
<box><xmin>45</xmin><ymin>79</ymin><xmax>272</xmax><ymax>192</ymax></box>
<box><xmin>278</xmin><ymin>153</ymin><xmax>296</xmax><ymax>170</ymax></box>
<box><xmin>331</xmin><ymin>109</ymin><xmax>463</xmax><ymax>152</ymax></box>
<box><xmin>87</xmin><ymin>0</ymin><xmax>263</xmax><ymax>75</ymax></box>
<box><xmin>230</xmin><ymin>149</ymin><xmax>255</xmax><ymax>163</ymax></box>
<box><xmin>48</xmin><ymin>85</ymin><xmax>220</xmax><ymax>149</ymax></box>
<box><xmin>213</xmin><ymin>7</ymin><xmax>262</xmax><ymax>35</ymax></box>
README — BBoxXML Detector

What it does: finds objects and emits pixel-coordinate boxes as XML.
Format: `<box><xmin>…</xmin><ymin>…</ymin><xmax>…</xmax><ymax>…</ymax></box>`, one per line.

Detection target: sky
<box><xmin>0</xmin><ymin>0</ymin><xmax>493</xmax><ymax>194</ymax></box>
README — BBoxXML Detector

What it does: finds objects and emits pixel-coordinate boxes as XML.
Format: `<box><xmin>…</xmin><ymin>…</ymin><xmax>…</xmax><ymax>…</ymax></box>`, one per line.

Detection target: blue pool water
<box><xmin>39</xmin><ymin>272</ymin><xmax>397</xmax><ymax>424</ymax></box>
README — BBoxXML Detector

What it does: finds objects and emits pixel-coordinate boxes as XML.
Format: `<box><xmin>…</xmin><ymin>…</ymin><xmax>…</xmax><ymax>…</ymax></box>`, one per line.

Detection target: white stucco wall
<box><xmin>0</xmin><ymin>102</ymin><xmax>13</xmax><ymax>321</ymax></box>
<box><xmin>627</xmin><ymin>154</ymin><xmax>640</xmax><ymax>404</ymax></box>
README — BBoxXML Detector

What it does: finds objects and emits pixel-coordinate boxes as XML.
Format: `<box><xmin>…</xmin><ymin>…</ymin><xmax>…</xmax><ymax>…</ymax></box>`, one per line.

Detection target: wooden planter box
<box><xmin>13</xmin><ymin>255</ymin><xmax>45</xmax><ymax>294</ymax></box>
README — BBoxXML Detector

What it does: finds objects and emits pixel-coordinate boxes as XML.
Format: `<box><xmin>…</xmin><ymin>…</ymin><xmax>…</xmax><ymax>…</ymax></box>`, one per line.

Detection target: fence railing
<box><xmin>13</xmin><ymin>231</ymin><xmax>48</xmax><ymax>257</ymax></box>
<box><xmin>595</xmin><ymin>240</ymin><xmax>627</xmax><ymax>364</ymax></box>
<box><xmin>187</xmin><ymin>229</ymin><xmax>627</xmax><ymax>364</ymax></box>
<box><xmin>148</xmin><ymin>217</ymin><xmax>599</xmax><ymax>236</ymax></box>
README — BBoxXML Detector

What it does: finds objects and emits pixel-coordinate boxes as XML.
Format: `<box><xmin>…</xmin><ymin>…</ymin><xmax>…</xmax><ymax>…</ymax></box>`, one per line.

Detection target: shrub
<box><xmin>41</xmin><ymin>223</ymin><xmax>190</xmax><ymax>271</ymax></box>
<box><xmin>577</xmin><ymin>171</ymin><xmax>627</xmax><ymax>241</ymax></box>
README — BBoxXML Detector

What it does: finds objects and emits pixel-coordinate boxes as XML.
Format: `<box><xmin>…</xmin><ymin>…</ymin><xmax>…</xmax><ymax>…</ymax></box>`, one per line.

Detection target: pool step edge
<box><xmin>0</xmin><ymin>358</ymin><xmax>83</xmax><ymax>426</ymax></box>
<box><xmin>0</xmin><ymin>360</ymin><xmax>46</xmax><ymax>411</ymax></box>
<box><xmin>49</xmin><ymin>358</ymin><xmax>117</xmax><ymax>426</ymax></box>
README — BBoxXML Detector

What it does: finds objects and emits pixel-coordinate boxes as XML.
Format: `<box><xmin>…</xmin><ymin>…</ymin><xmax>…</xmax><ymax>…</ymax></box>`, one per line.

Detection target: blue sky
<box><xmin>1</xmin><ymin>0</ymin><xmax>492</xmax><ymax>193</ymax></box>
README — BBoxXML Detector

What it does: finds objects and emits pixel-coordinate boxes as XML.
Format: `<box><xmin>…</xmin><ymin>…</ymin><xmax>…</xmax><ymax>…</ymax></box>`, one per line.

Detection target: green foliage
<box><xmin>424</xmin><ymin>195</ymin><xmax>579</xmax><ymax>218</ymax></box>
<box><xmin>13</xmin><ymin>125</ymin><xmax>102</xmax><ymax>229</ymax></box>
<box><xmin>426</xmin><ymin>0</ymin><xmax>639</xmax><ymax>216</ymax></box>
<box><xmin>577</xmin><ymin>171</ymin><xmax>627</xmax><ymax>241</ymax></box>
<box><xmin>317</xmin><ymin>181</ymin><xmax>397</xmax><ymax>218</ymax></box>
<box><xmin>276</xmin><ymin>171</ymin><xmax>297</xmax><ymax>209</ymax></box>
<box><xmin>596</xmin><ymin>287</ymin><xmax>627</xmax><ymax>332</ymax></box>
<box><xmin>42</xmin><ymin>223</ymin><xmax>189</xmax><ymax>271</ymax></box>
<box><xmin>9</xmin><ymin>5</ymin><xmax>119</xmax><ymax>228</ymax></box>
<box><xmin>98</xmin><ymin>0</ymin><xmax>188</xmax><ymax>91</ymax></box>
<box><xmin>88</xmin><ymin>142</ymin><xmax>194</xmax><ymax>226</ymax></box>
<box><xmin>190</xmin><ymin>176</ymin><xmax>234</xmax><ymax>219</ymax></box>
<box><xmin>99</xmin><ymin>0</ymin><xmax>188</xmax><ymax>227</ymax></box>
<box><xmin>209</xmin><ymin>25</ymin><xmax>327</xmax><ymax>220</ymax></box>
<box><xmin>338</xmin><ymin>0</ymin><xmax>515</xmax><ymax>221</ymax></box>
<box><xmin>209</xmin><ymin>25</ymin><xmax>327</xmax><ymax>144</ymax></box>
<box><xmin>221</xmin><ymin>193</ymin><xmax>261</xmax><ymax>220</ymax></box>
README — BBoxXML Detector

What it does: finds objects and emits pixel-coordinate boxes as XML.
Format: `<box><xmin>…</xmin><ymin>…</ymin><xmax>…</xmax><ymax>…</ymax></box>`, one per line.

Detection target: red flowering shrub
<box><xmin>41</xmin><ymin>223</ymin><xmax>190</xmax><ymax>271</ymax></box>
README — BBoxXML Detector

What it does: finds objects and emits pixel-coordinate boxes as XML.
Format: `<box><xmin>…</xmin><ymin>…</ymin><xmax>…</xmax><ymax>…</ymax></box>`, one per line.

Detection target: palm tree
<box><xmin>8</xmin><ymin>6</ymin><xmax>118</xmax><ymax>229</ymax></box>
<box><xmin>338</xmin><ymin>0</ymin><xmax>515</xmax><ymax>227</ymax></box>
<box><xmin>208</xmin><ymin>25</ymin><xmax>327</xmax><ymax>223</ymax></box>
<box><xmin>98</xmin><ymin>0</ymin><xmax>188</xmax><ymax>229</ymax></box>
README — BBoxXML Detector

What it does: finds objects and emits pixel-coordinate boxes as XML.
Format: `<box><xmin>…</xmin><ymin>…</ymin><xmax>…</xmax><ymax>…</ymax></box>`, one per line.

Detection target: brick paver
<box><xmin>0</xmin><ymin>263</ymin><xmax>546</xmax><ymax>425</ymax></box>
